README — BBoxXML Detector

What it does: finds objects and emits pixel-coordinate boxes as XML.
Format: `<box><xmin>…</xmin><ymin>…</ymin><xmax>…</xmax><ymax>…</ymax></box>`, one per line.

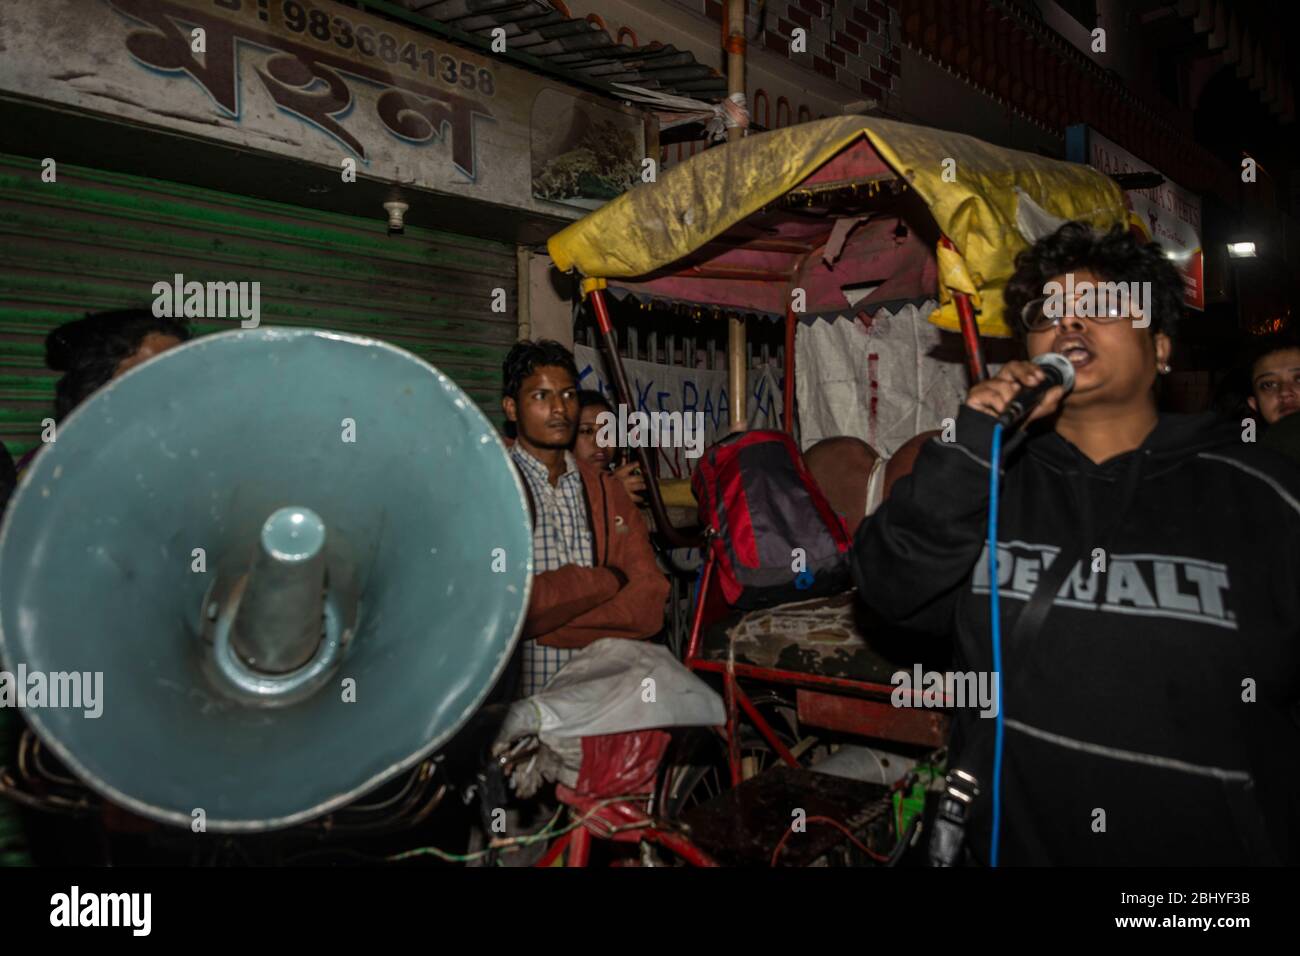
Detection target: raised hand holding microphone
<box><xmin>965</xmin><ymin>353</ymin><xmax>1075</xmax><ymax>429</ymax></box>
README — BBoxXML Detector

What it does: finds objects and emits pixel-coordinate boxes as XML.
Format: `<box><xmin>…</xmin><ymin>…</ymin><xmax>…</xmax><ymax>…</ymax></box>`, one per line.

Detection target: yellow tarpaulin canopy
<box><xmin>548</xmin><ymin>116</ymin><xmax>1127</xmax><ymax>337</ymax></box>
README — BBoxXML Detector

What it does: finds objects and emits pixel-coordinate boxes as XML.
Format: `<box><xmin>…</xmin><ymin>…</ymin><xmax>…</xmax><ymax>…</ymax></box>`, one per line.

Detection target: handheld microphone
<box><xmin>995</xmin><ymin>352</ymin><xmax>1076</xmax><ymax>430</ymax></box>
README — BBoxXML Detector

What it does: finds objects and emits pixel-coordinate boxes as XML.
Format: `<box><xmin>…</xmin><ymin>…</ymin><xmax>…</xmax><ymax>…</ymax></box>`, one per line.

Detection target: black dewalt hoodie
<box><xmin>852</xmin><ymin>406</ymin><xmax>1300</xmax><ymax>865</ymax></box>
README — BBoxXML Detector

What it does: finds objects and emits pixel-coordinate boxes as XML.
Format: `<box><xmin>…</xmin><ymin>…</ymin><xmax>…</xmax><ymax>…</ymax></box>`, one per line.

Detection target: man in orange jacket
<box><xmin>501</xmin><ymin>340</ymin><xmax>669</xmax><ymax>698</ymax></box>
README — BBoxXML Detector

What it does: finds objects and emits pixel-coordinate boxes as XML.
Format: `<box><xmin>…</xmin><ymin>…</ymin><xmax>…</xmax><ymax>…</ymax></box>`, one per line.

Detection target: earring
<box><xmin>1159</xmin><ymin>363</ymin><xmax>1172</xmax><ymax>375</ymax></box>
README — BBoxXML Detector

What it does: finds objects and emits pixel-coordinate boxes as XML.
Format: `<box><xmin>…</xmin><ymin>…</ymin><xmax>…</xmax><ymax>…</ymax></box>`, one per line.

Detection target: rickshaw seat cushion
<box><xmin>700</xmin><ymin>591</ymin><xmax>902</xmax><ymax>685</ymax></box>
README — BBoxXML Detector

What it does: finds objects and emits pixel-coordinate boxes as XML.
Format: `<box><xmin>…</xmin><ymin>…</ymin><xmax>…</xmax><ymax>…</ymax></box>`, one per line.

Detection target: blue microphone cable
<box><xmin>988</xmin><ymin>422</ymin><xmax>1005</xmax><ymax>868</ymax></box>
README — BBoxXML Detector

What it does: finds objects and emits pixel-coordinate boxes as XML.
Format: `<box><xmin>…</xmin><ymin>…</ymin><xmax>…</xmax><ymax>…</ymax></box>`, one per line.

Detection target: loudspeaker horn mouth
<box><xmin>0</xmin><ymin>327</ymin><xmax>533</xmax><ymax>830</ymax></box>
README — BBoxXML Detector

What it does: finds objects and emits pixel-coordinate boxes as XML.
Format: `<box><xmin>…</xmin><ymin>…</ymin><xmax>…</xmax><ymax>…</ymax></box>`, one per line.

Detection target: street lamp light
<box><xmin>1224</xmin><ymin>240</ymin><xmax>1258</xmax><ymax>333</ymax></box>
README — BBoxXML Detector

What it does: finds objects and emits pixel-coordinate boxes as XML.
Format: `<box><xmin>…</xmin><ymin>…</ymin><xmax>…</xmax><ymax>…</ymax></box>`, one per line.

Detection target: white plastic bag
<box><xmin>491</xmin><ymin>639</ymin><xmax>725</xmax><ymax>793</ymax></box>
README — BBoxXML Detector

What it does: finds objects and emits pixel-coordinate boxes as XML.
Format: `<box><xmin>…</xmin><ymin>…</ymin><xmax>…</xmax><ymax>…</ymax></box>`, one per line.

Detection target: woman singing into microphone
<box><xmin>852</xmin><ymin>222</ymin><xmax>1300</xmax><ymax>865</ymax></box>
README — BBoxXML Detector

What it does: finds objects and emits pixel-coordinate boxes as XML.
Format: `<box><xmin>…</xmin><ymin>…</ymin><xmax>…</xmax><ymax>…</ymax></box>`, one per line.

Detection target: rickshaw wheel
<box><xmin>658</xmin><ymin>694</ymin><xmax>816</xmax><ymax>821</ymax></box>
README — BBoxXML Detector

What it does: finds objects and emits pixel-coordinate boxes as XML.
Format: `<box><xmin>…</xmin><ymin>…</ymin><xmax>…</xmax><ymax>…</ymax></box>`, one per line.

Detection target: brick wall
<box><xmin>693</xmin><ymin>0</ymin><xmax>901</xmax><ymax>118</ymax></box>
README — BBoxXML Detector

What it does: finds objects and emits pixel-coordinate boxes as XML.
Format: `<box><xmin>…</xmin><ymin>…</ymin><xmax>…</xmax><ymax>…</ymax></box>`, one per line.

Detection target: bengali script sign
<box><xmin>0</xmin><ymin>0</ymin><xmax>642</xmax><ymax>215</ymax></box>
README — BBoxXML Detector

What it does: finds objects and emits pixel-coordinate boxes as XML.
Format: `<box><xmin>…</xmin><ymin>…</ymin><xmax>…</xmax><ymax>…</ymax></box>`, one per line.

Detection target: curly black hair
<box><xmin>1003</xmin><ymin>222</ymin><xmax>1184</xmax><ymax>339</ymax></box>
<box><xmin>501</xmin><ymin>339</ymin><xmax>579</xmax><ymax>399</ymax></box>
<box><xmin>1245</xmin><ymin>329</ymin><xmax>1300</xmax><ymax>379</ymax></box>
<box><xmin>47</xmin><ymin>308</ymin><xmax>191</xmax><ymax>421</ymax></box>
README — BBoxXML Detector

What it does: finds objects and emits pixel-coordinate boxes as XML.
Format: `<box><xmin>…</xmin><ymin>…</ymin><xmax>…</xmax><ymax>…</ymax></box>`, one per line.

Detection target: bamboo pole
<box><xmin>726</xmin><ymin>0</ymin><xmax>747</xmax><ymax>432</ymax></box>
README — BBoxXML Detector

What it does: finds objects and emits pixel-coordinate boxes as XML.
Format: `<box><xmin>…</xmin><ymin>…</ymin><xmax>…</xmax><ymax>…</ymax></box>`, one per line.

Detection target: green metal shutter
<box><xmin>0</xmin><ymin>153</ymin><xmax>517</xmax><ymax>458</ymax></box>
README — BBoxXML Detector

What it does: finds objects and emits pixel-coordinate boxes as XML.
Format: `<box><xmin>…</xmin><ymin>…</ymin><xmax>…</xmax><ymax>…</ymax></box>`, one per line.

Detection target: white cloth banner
<box><xmin>794</xmin><ymin>301</ymin><xmax>969</xmax><ymax>459</ymax></box>
<box><xmin>573</xmin><ymin>345</ymin><xmax>782</xmax><ymax>480</ymax></box>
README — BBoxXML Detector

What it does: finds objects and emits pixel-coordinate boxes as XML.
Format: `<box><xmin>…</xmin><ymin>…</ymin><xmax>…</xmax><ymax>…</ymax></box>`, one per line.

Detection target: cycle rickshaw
<box><xmin>532</xmin><ymin>115</ymin><xmax>1130</xmax><ymax>864</ymax></box>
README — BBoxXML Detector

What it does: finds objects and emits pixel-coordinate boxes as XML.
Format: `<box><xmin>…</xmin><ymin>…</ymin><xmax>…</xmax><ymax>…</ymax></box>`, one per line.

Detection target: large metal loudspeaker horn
<box><xmin>0</xmin><ymin>328</ymin><xmax>532</xmax><ymax>831</ymax></box>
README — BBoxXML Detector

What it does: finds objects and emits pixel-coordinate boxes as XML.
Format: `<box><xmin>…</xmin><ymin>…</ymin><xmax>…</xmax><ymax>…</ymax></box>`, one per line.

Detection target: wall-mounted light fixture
<box><xmin>383</xmin><ymin>201</ymin><xmax>409</xmax><ymax>235</ymax></box>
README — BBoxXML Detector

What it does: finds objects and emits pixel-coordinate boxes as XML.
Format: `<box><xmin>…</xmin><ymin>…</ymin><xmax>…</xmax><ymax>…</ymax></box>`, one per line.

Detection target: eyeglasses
<box><xmin>1019</xmin><ymin>294</ymin><xmax>1136</xmax><ymax>332</ymax></box>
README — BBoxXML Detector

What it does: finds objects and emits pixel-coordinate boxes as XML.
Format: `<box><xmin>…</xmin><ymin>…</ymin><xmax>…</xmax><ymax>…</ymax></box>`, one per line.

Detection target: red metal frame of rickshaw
<box><xmin>532</xmin><ymin>794</ymin><xmax>719</xmax><ymax>867</ymax></box>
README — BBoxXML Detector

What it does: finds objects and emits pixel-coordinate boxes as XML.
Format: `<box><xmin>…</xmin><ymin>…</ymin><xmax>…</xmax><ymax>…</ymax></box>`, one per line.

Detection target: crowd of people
<box><xmin>1</xmin><ymin>220</ymin><xmax>1297</xmax><ymax>865</ymax></box>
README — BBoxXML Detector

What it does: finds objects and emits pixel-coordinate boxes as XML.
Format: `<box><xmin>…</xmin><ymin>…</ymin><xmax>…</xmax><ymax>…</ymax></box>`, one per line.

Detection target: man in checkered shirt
<box><xmin>509</xmin><ymin>440</ymin><xmax>591</xmax><ymax>696</ymax></box>
<box><xmin>501</xmin><ymin>340</ymin><xmax>669</xmax><ymax>699</ymax></box>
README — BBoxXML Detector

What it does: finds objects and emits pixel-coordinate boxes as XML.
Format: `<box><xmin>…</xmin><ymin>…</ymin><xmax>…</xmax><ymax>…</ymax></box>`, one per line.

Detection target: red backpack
<box><xmin>692</xmin><ymin>430</ymin><xmax>853</xmax><ymax>610</ymax></box>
